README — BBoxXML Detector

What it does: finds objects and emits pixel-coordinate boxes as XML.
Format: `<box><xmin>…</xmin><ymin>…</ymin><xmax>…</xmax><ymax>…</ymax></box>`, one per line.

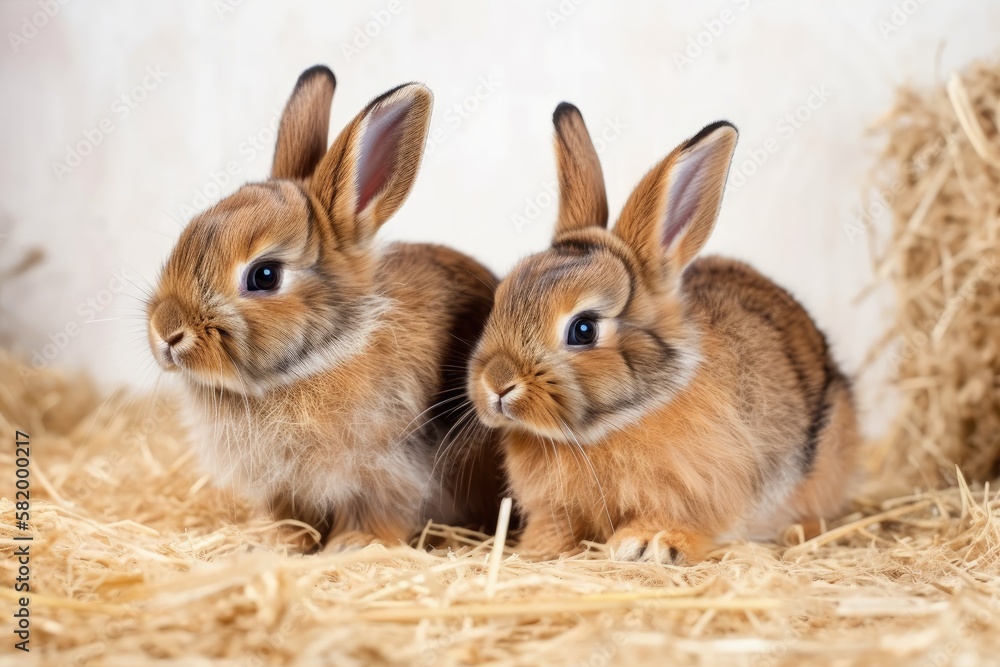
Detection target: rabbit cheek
<box><xmin>504</xmin><ymin>380</ymin><xmax>574</xmax><ymax>440</ymax></box>
<box><xmin>180</xmin><ymin>328</ymin><xmax>239</xmax><ymax>386</ymax></box>
<box><xmin>240</xmin><ymin>301</ymin><xmax>297</xmax><ymax>356</ymax></box>
<box><xmin>568</xmin><ymin>350</ymin><xmax>630</xmax><ymax>422</ymax></box>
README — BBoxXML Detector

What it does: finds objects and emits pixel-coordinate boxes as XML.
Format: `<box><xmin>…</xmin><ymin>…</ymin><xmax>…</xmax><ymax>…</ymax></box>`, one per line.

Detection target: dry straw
<box><xmin>1</xmin><ymin>351</ymin><xmax>998</xmax><ymax>666</ymax></box>
<box><xmin>863</xmin><ymin>61</ymin><xmax>1000</xmax><ymax>489</ymax></box>
<box><xmin>2</xmin><ymin>62</ymin><xmax>1000</xmax><ymax>666</ymax></box>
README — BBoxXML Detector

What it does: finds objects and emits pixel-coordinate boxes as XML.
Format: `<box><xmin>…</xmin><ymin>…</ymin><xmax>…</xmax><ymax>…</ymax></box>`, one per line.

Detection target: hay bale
<box><xmin>866</xmin><ymin>60</ymin><xmax>1000</xmax><ymax>488</ymax></box>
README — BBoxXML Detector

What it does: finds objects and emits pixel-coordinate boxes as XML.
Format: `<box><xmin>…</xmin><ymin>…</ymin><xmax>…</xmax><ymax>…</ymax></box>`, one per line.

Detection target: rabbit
<box><xmin>467</xmin><ymin>103</ymin><xmax>860</xmax><ymax>564</ymax></box>
<box><xmin>146</xmin><ymin>65</ymin><xmax>505</xmax><ymax>551</ymax></box>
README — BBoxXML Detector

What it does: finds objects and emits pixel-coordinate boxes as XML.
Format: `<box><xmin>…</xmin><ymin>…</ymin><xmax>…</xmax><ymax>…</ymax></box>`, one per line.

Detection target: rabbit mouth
<box><xmin>157</xmin><ymin>339</ymin><xmax>183</xmax><ymax>368</ymax></box>
<box><xmin>163</xmin><ymin>349</ymin><xmax>180</xmax><ymax>369</ymax></box>
<box><xmin>149</xmin><ymin>325</ymin><xmax>194</xmax><ymax>372</ymax></box>
<box><xmin>492</xmin><ymin>383</ymin><xmax>523</xmax><ymax>418</ymax></box>
<box><xmin>476</xmin><ymin>398</ymin><xmax>517</xmax><ymax>429</ymax></box>
<box><xmin>473</xmin><ymin>382</ymin><xmax>577</xmax><ymax>442</ymax></box>
<box><xmin>472</xmin><ymin>373</ymin><xmax>524</xmax><ymax>427</ymax></box>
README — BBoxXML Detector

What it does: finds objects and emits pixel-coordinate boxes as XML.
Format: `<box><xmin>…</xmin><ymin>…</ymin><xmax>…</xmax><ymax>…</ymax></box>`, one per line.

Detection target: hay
<box><xmin>3</xmin><ymin>62</ymin><xmax>1000</xmax><ymax>666</ymax></box>
<box><xmin>864</xmin><ymin>60</ymin><xmax>1000</xmax><ymax>488</ymax></box>
<box><xmin>1</xmin><ymin>359</ymin><xmax>999</xmax><ymax>666</ymax></box>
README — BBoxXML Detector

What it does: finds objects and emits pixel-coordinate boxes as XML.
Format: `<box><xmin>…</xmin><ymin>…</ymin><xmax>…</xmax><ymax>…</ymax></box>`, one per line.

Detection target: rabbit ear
<box><xmin>272</xmin><ymin>65</ymin><xmax>337</xmax><ymax>180</ymax></box>
<box><xmin>552</xmin><ymin>103</ymin><xmax>608</xmax><ymax>236</ymax></box>
<box><xmin>614</xmin><ymin>121</ymin><xmax>737</xmax><ymax>283</ymax></box>
<box><xmin>309</xmin><ymin>83</ymin><xmax>432</xmax><ymax>247</ymax></box>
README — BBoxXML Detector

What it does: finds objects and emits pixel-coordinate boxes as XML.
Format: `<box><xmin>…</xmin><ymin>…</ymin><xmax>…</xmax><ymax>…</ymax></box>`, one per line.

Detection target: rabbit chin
<box><xmin>518</xmin><ymin>410</ymin><xmax>661</xmax><ymax>447</ymax></box>
<box><xmin>175</xmin><ymin>364</ymin><xmax>254</xmax><ymax>395</ymax></box>
<box><xmin>478</xmin><ymin>401</ymin><xmax>636</xmax><ymax>447</ymax></box>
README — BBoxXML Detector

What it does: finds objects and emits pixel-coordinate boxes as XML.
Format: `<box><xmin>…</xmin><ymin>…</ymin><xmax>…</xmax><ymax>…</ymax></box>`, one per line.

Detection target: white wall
<box><xmin>2</xmin><ymin>0</ymin><xmax>997</xmax><ymax>437</ymax></box>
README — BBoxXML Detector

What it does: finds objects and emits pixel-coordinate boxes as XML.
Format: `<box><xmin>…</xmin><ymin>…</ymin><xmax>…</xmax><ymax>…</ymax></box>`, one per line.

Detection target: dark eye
<box><xmin>246</xmin><ymin>262</ymin><xmax>281</xmax><ymax>292</ymax></box>
<box><xmin>567</xmin><ymin>316</ymin><xmax>598</xmax><ymax>346</ymax></box>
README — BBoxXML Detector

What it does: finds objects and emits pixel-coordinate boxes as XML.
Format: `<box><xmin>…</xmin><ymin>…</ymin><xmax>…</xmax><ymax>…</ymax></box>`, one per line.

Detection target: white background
<box><xmin>2</xmin><ymin>0</ymin><xmax>997</xmax><ymax>438</ymax></box>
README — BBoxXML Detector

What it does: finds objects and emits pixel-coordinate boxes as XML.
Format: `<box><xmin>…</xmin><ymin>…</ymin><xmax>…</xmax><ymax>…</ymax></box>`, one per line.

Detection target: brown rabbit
<box><xmin>146</xmin><ymin>66</ymin><xmax>503</xmax><ymax>550</ymax></box>
<box><xmin>467</xmin><ymin>103</ymin><xmax>860</xmax><ymax>564</ymax></box>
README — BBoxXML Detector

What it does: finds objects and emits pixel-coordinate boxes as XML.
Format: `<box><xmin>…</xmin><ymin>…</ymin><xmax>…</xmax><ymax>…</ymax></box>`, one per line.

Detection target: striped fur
<box><xmin>147</xmin><ymin>67</ymin><xmax>504</xmax><ymax>550</ymax></box>
<box><xmin>468</xmin><ymin>105</ymin><xmax>860</xmax><ymax>564</ymax></box>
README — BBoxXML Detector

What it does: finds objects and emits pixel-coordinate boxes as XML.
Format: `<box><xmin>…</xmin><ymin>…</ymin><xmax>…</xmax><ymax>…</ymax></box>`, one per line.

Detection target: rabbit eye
<box><xmin>567</xmin><ymin>316</ymin><xmax>598</xmax><ymax>346</ymax></box>
<box><xmin>247</xmin><ymin>262</ymin><xmax>281</xmax><ymax>292</ymax></box>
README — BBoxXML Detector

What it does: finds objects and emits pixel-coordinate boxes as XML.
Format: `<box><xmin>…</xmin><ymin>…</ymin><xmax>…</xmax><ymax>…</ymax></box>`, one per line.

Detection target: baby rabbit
<box><xmin>147</xmin><ymin>66</ymin><xmax>503</xmax><ymax>550</ymax></box>
<box><xmin>468</xmin><ymin>103</ymin><xmax>859</xmax><ymax>564</ymax></box>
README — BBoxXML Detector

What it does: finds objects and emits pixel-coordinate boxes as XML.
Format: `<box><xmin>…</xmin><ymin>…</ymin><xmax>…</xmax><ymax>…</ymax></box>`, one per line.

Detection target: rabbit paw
<box><xmin>275</xmin><ymin>523</ymin><xmax>323</xmax><ymax>553</ymax></box>
<box><xmin>607</xmin><ymin>527</ymin><xmax>709</xmax><ymax>565</ymax></box>
<box><xmin>323</xmin><ymin>530</ymin><xmax>383</xmax><ymax>553</ymax></box>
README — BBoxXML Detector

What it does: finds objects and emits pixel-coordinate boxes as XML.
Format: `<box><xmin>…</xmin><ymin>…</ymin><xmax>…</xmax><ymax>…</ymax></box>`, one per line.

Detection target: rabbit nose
<box><xmin>489</xmin><ymin>381</ymin><xmax>522</xmax><ymax>415</ymax></box>
<box><xmin>482</xmin><ymin>355</ymin><xmax>517</xmax><ymax>389</ymax></box>
<box><xmin>158</xmin><ymin>330</ymin><xmax>190</xmax><ymax>366</ymax></box>
<box><xmin>165</xmin><ymin>331</ymin><xmax>185</xmax><ymax>347</ymax></box>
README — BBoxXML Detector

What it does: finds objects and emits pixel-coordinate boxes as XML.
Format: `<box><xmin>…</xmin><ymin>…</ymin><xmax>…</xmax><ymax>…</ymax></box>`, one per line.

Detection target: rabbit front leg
<box><xmin>515</xmin><ymin>508</ymin><xmax>582</xmax><ymax>561</ymax></box>
<box><xmin>323</xmin><ymin>530</ymin><xmax>386</xmax><ymax>552</ymax></box>
<box><xmin>323</xmin><ymin>506</ymin><xmax>413</xmax><ymax>553</ymax></box>
<box><xmin>267</xmin><ymin>493</ymin><xmax>331</xmax><ymax>553</ymax></box>
<box><xmin>606</xmin><ymin>519</ymin><xmax>715</xmax><ymax>565</ymax></box>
